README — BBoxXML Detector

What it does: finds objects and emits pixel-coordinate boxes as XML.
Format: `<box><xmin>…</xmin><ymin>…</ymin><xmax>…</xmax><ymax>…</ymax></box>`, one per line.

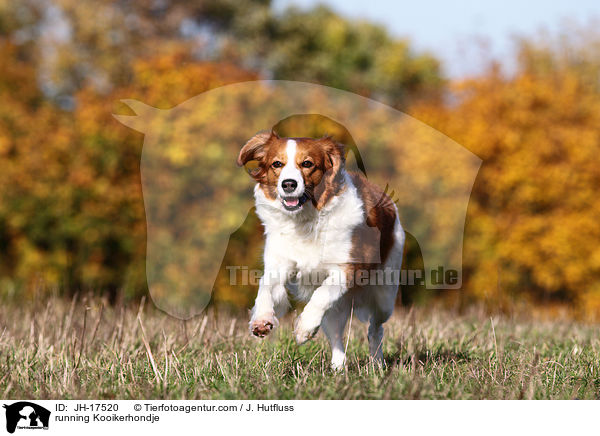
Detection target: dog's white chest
<box><xmin>256</xmin><ymin>179</ymin><xmax>364</xmax><ymax>272</ymax></box>
<box><xmin>274</xmin><ymin>220</ymin><xmax>348</xmax><ymax>270</ymax></box>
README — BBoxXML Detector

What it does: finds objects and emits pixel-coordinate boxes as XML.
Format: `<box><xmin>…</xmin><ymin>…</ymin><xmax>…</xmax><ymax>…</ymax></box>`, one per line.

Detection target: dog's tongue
<box><xmin>284</xmin><ymin>197</ymin><xmax>299</xmax><ymax>207</ymax></box>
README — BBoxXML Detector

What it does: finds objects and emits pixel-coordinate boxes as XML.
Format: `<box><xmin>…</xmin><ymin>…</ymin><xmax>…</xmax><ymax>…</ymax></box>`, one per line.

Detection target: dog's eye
<box><xmin>271</xmin><ymin>161</ymin><xmax>283</xmax><ymax>168</ymax></box>
<box><xmin>301</xmin><ymin>160</ymin><xmax>313</xmax><ymax>168</ymax></box>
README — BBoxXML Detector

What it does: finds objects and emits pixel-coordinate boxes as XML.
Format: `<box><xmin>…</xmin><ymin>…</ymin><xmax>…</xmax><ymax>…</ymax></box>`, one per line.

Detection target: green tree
<box><xmin>265</xmin><ymin>5</ymin><xmax>442</xmax><ymax>107</ymax></box>
<box><xmin>1</xmin><ymin>0</ymin><xmax>443</xmax><ymax>107</ymax></box>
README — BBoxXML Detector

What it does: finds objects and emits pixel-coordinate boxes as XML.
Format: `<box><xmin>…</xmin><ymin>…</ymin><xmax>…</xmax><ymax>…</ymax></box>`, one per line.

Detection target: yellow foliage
<box><xmin>413</xmin><ymin>65</ymin><xmax>600</xmax><ymax>310</ymax></box>
<box><xmin>3</xmin><ymin>26</ymin><xmax>600</xmax><ymax>318</ymax></box>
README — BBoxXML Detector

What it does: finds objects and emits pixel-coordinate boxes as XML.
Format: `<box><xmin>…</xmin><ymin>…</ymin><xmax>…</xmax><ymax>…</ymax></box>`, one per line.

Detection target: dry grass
<box><xmin>1</xmin><ymin>295</ymin><xmax>600</xmax><ymax>399</ymax></box>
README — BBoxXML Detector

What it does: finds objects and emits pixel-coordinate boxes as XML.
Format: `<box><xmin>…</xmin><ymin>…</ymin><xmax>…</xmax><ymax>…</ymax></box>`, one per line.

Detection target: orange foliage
<box><xmin>4</xmin><ymin>21</ymin><xmax>600</xmax><ymax>319</ymax></box>
<box><xmin>0</xmin><ymin>48</ymin><xmax>256</xmax><ymax>300</ymax></box>
<box><xmin>412</xmin><ymin>64</ymin><xmax>600</xmax><ymax>315</ymax></box>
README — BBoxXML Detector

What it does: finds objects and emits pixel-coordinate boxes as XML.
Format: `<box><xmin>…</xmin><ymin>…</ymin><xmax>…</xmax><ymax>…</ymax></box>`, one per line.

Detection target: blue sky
<box><xmin>274</xmin><ymin>0</ymin><xmax>600</xmax><ymax>78</ymax></box>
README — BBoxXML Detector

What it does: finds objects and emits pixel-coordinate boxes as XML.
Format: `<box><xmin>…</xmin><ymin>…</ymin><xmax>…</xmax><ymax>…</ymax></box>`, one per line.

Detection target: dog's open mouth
<box><xmin>281</xmin><ymin>194</ymin><xmax>308</xmax><ymax>211</ymax></box>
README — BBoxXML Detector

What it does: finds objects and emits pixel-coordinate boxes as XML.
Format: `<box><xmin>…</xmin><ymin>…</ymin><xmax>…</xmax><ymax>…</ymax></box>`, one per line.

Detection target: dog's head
<box><xmin>237</xmin><ymin>130</ymin><xmax>346</xmax><ymax>214</ymax></box>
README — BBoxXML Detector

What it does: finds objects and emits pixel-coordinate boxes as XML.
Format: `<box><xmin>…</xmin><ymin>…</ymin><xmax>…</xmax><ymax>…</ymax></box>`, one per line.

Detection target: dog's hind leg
<box><xmin>273</xmin><ymin>284</ymin><xmax>291</xmax><ymax>319</ymax></box>
<box><xmin>367</xmin><ymin>285</ymin><xmax>397</xmax><ymax>364</ymax></box>
<box><xmin>321</xmin><ymin>299</ymin><xmax>351</xmax><ymax>370</ymax></box>
<box><xmin>367</xmin><ymin>319</ymin><xmax>385</xmax><ymax>363</ymax></box>
<box><xmin>368</xmin><ymin>223</ymin><xmax>403</xmax><ymax>363</ymax></box>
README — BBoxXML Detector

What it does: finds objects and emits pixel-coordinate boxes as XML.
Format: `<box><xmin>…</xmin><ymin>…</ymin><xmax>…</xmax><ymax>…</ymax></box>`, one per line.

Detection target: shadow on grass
<box><xmin>383</xmin><ymin>347</ymin><xmax>474</xmax><ymax>369</ymax></box>
<box><xmin>259</xmin><ymin>332</ymin><xmax>474</xmax><ymax>376</ymax></box>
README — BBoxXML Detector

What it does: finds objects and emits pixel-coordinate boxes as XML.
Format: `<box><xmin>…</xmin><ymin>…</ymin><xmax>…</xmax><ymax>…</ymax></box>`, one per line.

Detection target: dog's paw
<box><xmin>330</xmin><ymin>351</ymin><xmax>346</xmax><ymax>371</ymax></box>
<box><xmin>331</xmin><ymin>361</ymin><xmax>345</xmax><ymax>372</ymax></box>
<box><xmin>249</xmin><ymin>315</ymin><xmax>278</xmax><ymax>338</ymax></box>
<box><xmin>294</xmin><ymin>314</ymin><xmax>320</xmax><ymax>344</ymax></box>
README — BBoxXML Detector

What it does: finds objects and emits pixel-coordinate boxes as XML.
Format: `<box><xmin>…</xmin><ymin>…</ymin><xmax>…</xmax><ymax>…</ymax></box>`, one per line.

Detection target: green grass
<box><xmin>1</xmin><ymin>295</ymin><xmax>600</xmax><ymax>399</ymax></box>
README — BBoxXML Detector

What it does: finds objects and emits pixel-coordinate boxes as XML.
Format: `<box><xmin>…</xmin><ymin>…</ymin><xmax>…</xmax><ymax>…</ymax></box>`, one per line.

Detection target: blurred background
<box><xmin>2</xmin><ymin>0</ymin><xmax>600</xmax><ymax>318</ymax></box>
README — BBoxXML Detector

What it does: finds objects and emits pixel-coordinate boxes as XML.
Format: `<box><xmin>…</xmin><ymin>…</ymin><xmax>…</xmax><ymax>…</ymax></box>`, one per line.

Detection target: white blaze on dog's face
<box><xmin>237</xmin><ymin>131</ymin><xmax>345</xmax><ymax>213</ymax></box>
<box><xmin>276</xmin><ymin>140</ymin><xmax>306</xmax><ymax>210</ymax></box>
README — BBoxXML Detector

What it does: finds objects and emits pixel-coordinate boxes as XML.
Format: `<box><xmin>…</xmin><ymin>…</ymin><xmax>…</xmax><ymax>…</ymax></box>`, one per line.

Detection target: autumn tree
<box><xmin>413</xmin><ymin>29</ymin><xmax>600</xmax><ymax>316</ymax></box>
<box><xmin>2</xmin><ymin>0</ymin><xmax>443</xmax><ymax>107</ymax></box>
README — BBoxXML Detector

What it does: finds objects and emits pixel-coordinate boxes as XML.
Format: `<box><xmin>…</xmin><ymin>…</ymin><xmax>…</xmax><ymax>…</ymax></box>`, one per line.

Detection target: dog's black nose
<box><xmin>281</xmin><ymin>179</ymin><xmax>297</xmax><ymax>193</ymax></box>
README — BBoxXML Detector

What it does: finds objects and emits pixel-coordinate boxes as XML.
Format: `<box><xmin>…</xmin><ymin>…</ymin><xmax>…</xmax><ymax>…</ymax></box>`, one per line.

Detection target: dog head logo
<box><xmin>3</xmin><ymin>402</ymin><xmax>50</xmax><ymax>433</ymax></box>
<box><xmin>114</xmin><ymin>80</ymin><xmax>481</xmax><ymax>319</ymax></box>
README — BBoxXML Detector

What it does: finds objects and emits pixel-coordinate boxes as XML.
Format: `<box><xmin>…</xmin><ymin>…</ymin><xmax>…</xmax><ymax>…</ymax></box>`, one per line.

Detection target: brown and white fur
<box><xmin>237</xmin><ymin>131</ymin><xmax>405</xmax><ymax>369</ymax></box>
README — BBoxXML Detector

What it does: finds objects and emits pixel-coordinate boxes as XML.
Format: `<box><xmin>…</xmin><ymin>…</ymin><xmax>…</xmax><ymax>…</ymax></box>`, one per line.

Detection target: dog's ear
<box><xmin>237</xmin><ymin>131</ymin><xmax>274</xmax><ymax>167</ymax></box>
<box><xmin>237</xmin><ymin>130</ymin><xmax>275</xmax><ymax>181</ymax></box>
<box><xmin>322</xmin><ymin>136</ymin><xmax>345</xmax><ymax>178</ymax></box>
<box><xmin>315</xmin><ymin>137</ymin><xmax>346</xmax><ymax>209</ymax></box>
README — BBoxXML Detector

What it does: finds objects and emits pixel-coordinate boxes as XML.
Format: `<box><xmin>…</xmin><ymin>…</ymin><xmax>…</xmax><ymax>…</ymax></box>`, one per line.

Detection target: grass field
<box><xmin>1</xmin><ymin>295</ymin><xmax>600</xmax><ymax>400</ymax></box>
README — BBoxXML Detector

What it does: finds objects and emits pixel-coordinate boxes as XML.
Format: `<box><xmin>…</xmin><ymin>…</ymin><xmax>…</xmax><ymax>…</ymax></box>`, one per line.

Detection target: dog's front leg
<box><xmin>249</xmin><ymin>271</ymin><xmax>289</xmax><ymax>338</ymax></box>
<box><xmin>294</xmin><ymin>271</ymin><xmax>346</xmax><ymax>344</ymax></box>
